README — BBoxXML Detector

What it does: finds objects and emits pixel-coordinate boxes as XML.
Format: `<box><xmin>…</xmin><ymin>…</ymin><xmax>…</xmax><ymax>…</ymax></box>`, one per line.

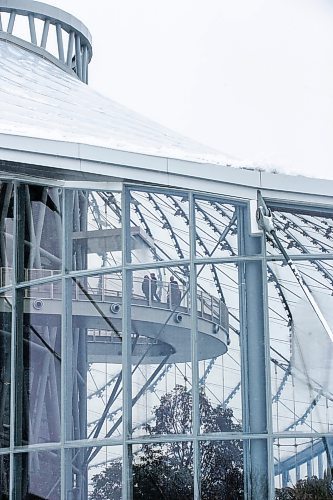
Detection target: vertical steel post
<box><xmin>122</xmin><ymin>185</ymin><xmax>133</xmax><ymax>500</ymax></box>
<box><xmin>238</xmin><ymin>204</ymin><xmax>271</xmax><ymax>499</ymax></box>
<box><xmin>12</xmin><ymin>183</ymin><xmax>26</xmax><ymax>499</ymax></box>
<box><xmin>318</xmin><ymin>453</ymin><xmax>323</xmax><ymax>479</ymax></box>
<box><xmin>307</xmin><ymin>460</ymin><xmax>312</xmax><ymax>480</ymax></box>
<box><xmin>189</xmin><ymin>192</ymin><xmax>200</xmax><ymax>499</ymax></box>
<box><xmin>61</xmin><ymin>189</ymin><xmax>73</xmax><ymax>499</ymax></box>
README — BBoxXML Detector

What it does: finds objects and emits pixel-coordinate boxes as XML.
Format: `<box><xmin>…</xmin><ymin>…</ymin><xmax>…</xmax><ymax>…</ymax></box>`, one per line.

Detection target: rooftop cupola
<box><xmin>0</xmin><ymin>0</ymin><xmax>92</xmax><ymax>83</ymax></box>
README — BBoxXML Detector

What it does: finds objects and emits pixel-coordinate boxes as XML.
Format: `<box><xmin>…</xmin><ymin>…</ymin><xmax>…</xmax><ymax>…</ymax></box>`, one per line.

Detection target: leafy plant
<box><xmin>90</xmin><ymin>385</ymin><xmax>243</xmax><ymax>499</ymax></box>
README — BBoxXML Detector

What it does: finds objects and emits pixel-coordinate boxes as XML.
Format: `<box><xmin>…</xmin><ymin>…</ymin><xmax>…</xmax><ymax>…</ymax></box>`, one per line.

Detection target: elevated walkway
<box><xmin>0</xmin><ymin>272</ymin><xmax>229</xmax><ymax>364</ymax></box>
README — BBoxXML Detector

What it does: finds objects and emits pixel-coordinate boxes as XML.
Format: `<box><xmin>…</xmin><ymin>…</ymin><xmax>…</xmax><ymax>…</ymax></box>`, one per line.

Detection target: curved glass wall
<box><xmin>0</xmin><ymin>178</ymin><xmax>332</xmax><ymax>498</ymax></box>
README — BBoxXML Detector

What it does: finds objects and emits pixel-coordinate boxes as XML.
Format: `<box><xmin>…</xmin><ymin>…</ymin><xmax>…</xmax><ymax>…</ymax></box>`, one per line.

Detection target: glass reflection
<box><xmin>274</xmin><ymin>438</ymin><xmax>332</xmax><ymax>497</ymax></box>
<box><xmin>197</xmin><ymin>264</ymin><xmax>242</xmax><ymax>432</ymax></box>
<box><xmin>15</xmin><ymin>282</ymin><xmax>62</xmax><ymax>445</ymax></box>
<box><xmin>200</xmin><ymin>440</ymin><xmax>243</xmax><ymax>499</ymax></box>
<box><xmin>269</xmin><ymin>259</ymin><xmax>333</xmax><ymax>434</ymax></box>
<box><xmin>15</xmin><ymin>450</ymin><xmax>60</xmax><ymax>499</ymax></box>
<box><xmin>0</xmin><ymin>454</ymin><xmax>9</xmax><ymax>498</ymax></box>
<box><xmin>0</xmin><ymin>182</ymin><xmax>14</xmax><ymax>287</ymax></box>
<box><xmin>195</xmin><ymin>197</ymin><xmax>238</xmax><ymax>258</ymax></box>
<box><xmin>129</xmin><ymin>190</ymin><xmax>190</xmax><ymax>264</ymax></box>
<box><xmin>0</xmin><ymin>293</ymin><xmax>11</xmax><ymax>449</ymax></box>
<box><xmin>69</xmin><ymin>445</ymin><xmax>122</xmax><ymax>499</ymax></box>
<box><xmin>131</xmin><ymin>266</ymin><xmax>192</xmax><ymax>437</ymax></box>
<box><xmin>268</xmin><ymin>210</ymin><xmax>333</xmax><ymax>257</ymax></box>
<box><xmin>19</xmin><ymin>184</ymin><xmax>62</xmax><ymax>279</ymax></box>
<box><xmin>71</xmin><ymin>273</ymin><xmax>123</xmax><ymax>442</ymax></box>
<box><xmin>72</xmin><ymin>190</ymin><xmax>122</xmax><ymax>271</ymax></box>
<box><xmin>133</xmin><ymin>442</ymin><xmax>193</xmax><ymax>499</ymax></box>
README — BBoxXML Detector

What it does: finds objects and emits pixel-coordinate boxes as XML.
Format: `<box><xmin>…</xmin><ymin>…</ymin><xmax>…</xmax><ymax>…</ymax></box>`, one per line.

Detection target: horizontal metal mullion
<box><xmin>15</xmin><ymin>273</ymin><xmax>62</xmax><ymax>289</ymax></box>
<box><xmin>63</xmin><ymin>437</ymin><xmax>123</xmax><ymax>449</ymax></box>
<box><xmin>67</xmin><ymin>265</ymin><xmax>122</xmax><ymax>279</ymax></box>
<box><xmin>267</xmin><ymin>252</ymin><xmax>333</xmax><ymax>262</ymax></box>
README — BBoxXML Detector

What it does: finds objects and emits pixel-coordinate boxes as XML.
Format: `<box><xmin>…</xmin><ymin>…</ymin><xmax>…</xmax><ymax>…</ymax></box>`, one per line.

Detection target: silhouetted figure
<box><xmin>168</xmin><ymin>276</ymin><xmax>181</xmax><ymax>308</ymax></box>
<box><xmin>150</xmin><ymin>273</ymin><xmax>160</xmax><ymax>302</ymax></box>
<box><xmin>142</xmin><ymin>275</ymin><xmax>150</xmax><ymax>303</ymax></box>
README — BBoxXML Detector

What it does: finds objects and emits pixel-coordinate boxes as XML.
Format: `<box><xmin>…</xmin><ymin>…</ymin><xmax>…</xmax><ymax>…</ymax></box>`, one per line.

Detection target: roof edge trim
<box><xmin>1</xmin><ymin>133</ymin><xmax>333</xmax><ymax>207</ymax></box>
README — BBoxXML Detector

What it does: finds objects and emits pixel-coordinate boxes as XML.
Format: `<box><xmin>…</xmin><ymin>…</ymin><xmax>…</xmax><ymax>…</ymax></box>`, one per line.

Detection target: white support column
<box><xmin>28</xmin><ymin>14</ymin><xmax>36</xmax><ymax>45</ymax></box>
<box><xmin>66</xmin><ymin>31</ymin><xmax>75</xmax><ymax>66</ymax></box>
<box><xmin>82</xmin><ymin>45</ymin><xmax>88</xmax><ymax>84</ymax></box>
<box><xmin>40</xmin><ymin>19</ymin><xmax>50</xmax><ymax>49</ymax></box>
<box><xmin>56</xmin><ymin>23</ymin><xmax>64</xmax><ymax>63</ymax></box>
<box><xmin>7</xmin><ymin>11</ymin><xmax>16</xmax><ymax>34</ymax></box>
<box><xmin>75</xmin><ymin>34</ymin><xmax>82</xmax><ymax>81</ymax></box>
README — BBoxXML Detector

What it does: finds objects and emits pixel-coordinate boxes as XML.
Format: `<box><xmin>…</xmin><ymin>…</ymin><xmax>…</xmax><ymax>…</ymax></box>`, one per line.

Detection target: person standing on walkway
<box><xmin>169</xmin><ymin>275</ymin><xmax>181</xmax><ymax>308</ymax></box>
<box><xmin>142</xmin><ymin>275</ymin><xmax>150</xmax><ymax>303</ymax></box>
<box><xmin>150</xmin><ymin>272</ymin><xmax>160</xmax><ymax>302</ymax></box>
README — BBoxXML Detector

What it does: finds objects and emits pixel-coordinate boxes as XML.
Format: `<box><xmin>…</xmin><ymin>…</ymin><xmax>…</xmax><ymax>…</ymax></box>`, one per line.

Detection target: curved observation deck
<box><xmin>0</xmin><ymin>0</ymin><xmax>92</xmax><ymax>82</ymax></box>
<box><xmin>0</xmin><ymin>272</ymin><xmax>230</xmax><ymax>365</ymax></box>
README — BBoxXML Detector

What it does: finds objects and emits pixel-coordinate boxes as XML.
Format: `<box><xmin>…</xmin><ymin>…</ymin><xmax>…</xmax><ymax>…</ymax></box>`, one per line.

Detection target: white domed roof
<box><xmin>0</xmin><ymin>40</ymin><xmax>233</xmax><ymax>165</ymax></box>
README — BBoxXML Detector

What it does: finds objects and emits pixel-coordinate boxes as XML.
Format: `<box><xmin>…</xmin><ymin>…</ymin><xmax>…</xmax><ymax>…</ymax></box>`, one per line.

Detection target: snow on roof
<box><xmin>0</xmin><ymin>40</ymin><xmax>237</xmax><ymax>166</ymax></box>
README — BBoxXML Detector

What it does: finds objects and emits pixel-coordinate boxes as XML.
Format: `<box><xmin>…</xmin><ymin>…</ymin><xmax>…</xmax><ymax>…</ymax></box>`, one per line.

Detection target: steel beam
<box><xmin>239</xmin><ymin>205</ymin><xmax>271</xmax><ymax>499</ymax></box>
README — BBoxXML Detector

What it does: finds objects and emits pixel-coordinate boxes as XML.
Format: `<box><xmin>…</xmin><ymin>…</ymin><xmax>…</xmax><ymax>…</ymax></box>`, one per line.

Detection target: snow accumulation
<box><xmin>0</xmin><ymin>39</ymin><xmax>330</xmax><ymax>182</ymax></box>
<box><xmin>0</xmin><ymin>40</ymin><xmax>238</xmax><ymax>167</ymax></box>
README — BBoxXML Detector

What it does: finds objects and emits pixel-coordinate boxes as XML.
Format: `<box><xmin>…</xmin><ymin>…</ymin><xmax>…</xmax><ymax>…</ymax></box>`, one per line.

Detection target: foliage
<box><xmin>275</xmin><ymin>476</ymin><xmax>333</xmax><ymax>500</ymax></box>
<box><xmin>90</xmin><ymin>462</ymin><xmax>122</xmax><ymax>500</ymax></box>
<box><xmin>90</xmin><ymin>385</ymin><xmax>243</xmax><ymax>499</ymax></box>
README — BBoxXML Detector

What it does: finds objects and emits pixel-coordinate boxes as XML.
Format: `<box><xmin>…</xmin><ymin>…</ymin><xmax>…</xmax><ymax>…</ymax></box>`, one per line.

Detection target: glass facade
<box><xmin>0</xmin><ymin>178</ymin><xmax>332</xmax><ymax>499</ymax></box>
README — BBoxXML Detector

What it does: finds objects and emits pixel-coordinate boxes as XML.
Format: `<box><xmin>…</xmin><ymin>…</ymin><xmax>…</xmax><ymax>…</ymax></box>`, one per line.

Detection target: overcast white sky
<box><xmin>48</xmin><ymin>0</ymin><xmax>333</xmax><ymax>178</ymax></box>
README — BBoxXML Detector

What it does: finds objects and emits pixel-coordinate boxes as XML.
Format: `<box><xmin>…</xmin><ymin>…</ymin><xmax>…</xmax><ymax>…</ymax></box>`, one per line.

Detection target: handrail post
<box><xmin>210</xmin><ymin>295</ymin><xmax>213</xmax><ymax>321</ymax></box>
<box><xmin>101</xmin><ymin>274</ymin><xmax>105</xmax><ymax>302</ymax></box>
<box><xmin>51</xmin><ymin>270</ymin><xmax>54</xmax><ymax>300</ymax></box>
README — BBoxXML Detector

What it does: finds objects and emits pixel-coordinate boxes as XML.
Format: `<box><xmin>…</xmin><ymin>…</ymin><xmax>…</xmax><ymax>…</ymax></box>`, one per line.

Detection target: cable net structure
<box><xmin>1</xmin><ymin>182</ymin><xmax>332</xmax><ymax>498</ymax></box>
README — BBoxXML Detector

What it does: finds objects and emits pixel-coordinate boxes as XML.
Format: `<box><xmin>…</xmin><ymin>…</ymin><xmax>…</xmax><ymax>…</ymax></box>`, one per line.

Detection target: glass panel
<box><xmin>19</xmin><ymin>184</ymin><xmax>62</xmax><ymax>279</ymax></box>
<box><xmin>197</xmin><ymin>264</ymin><xmax>242</xmax><ymax>432</ymax></box>
<box><xmin>15</xmin><ymin>450</ymin><xmax>61</xmax><ymax>499</ymax></box>
<box><xmin>195</xmin><ymin>197</ymin><xmax>238</xmax><ymax>258</ymax></box>
<box><xmin>131</xmin><ymin>266</ymin><xmax>192</xmax><ymax>437</ymax></box>
<box><xmin>70</xmin><ymin>445</ymin><xmax>122</xmax><ymax>499</ymax></box>
<box><xmin>0</xmin><ymin>293</ymin><xmax>11</xmax><ymax>449</ymax></box>
<box><xmin>15</xmin><ymin>282</ymin><xmax>62</xmax><ymax>445</ymax></box>
<box><xmin>274</xmin><ymin>438</ymin><xmax>331</xmax><ymax>497</ymax></box>
<box><xmin>0</xmin><ymin>182</ymin><xmax>14</xmax><ymax>287</ymax></box>
<box><xmin>72</xmin><ymin>273</ymin><xmax>123</xmax><ymax>442</ymax></box>
<box><xmin>269</xmin><ymin>259</ymin><xmax>333</xmax><ymax>434</ymax></box>
<box><xmin>200</xmin><ymin>440</ymin><xmax>243</xmax><ymax>499</ymax></box>
<box><xmin>133</xmin><ymin>441</ymin><xmax>193</xmax><ymax>498</ymax></box>
<box><xmin>129</xmin><ymin>189</ymin><xmax>190</xmax><ymax>264</ymax></box>
<box><xmin>267</xmin><ymin>209</ymin><xmax>333</xmax><ymax>257</ymax></box>
<box><xmin>72</xmin><ymin>189</ymin><xmax>122</xmax><ymax>272</ymax></box>
<box><xmin>0</xmin><ymin>455</ymin><xmax>9</xmax><ymax>498</ymax></box>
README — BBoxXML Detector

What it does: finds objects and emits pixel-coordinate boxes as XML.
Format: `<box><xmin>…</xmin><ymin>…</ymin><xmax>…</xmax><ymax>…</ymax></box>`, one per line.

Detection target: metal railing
<box><xmin>0</xmin><ymin>268</ymin><xmax>228</xmax><ymax>328</ymax></box>
<box><xmin>0</xmin><ymin>0</ymin><xmax>92</xmax><ymax>83</ymax></box>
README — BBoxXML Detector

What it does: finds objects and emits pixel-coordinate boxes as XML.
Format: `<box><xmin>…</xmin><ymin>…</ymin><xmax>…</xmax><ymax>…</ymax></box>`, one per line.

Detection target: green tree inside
<box><xmin>275</xmin><ymin>476</ymin><xmax>333</xmax><ymax>499</ymax></box>
<box><xmin>90</xmin><ymin>385</ymin><xmax>243</xmax><ymax>499</ymax></box>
